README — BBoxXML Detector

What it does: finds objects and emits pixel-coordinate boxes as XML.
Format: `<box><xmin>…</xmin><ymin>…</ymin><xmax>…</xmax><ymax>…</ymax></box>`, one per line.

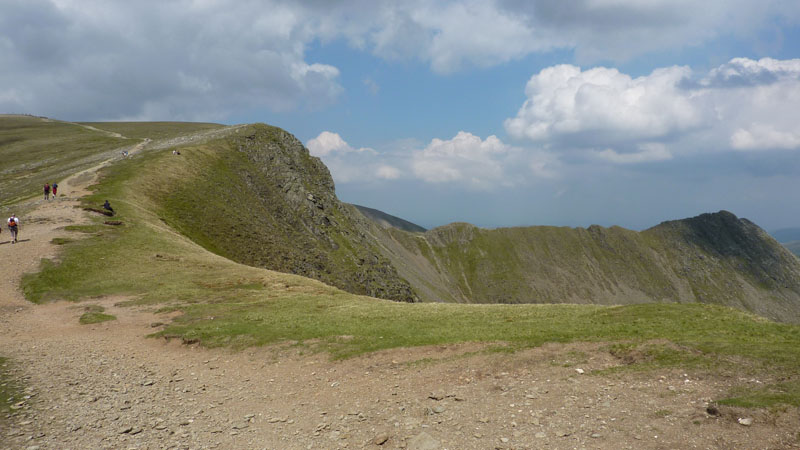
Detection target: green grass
<box><xmin>79</xmin><ymin>121</ymin><xmax>223</xmax><ymax>140</ymax></box>
<box><xmin>0</xmin><ymin>357</ymin><xmax>22</xmax><ymax>415</ymax></box>
<box><xmin>720</xmin><ymin>382</ymin><xmax>800</xmax><ymax>408</ymax></box>
<box><xmin>78</xmin><ymin>305</ymin><xmax>116</xmax><ymax>324</ymax></box>
<box><xmin>15</xmin><ymin>120</ymin><xmax>800</xmax><ymax>409</ymax></box>
<box><xmin>0</xmin><ymin>115</ymin><xmax>130</xmax><ymax>207</ymax></box>
<box><xmin>79</xmin><ymin>312</ymin><xmax>116</xmax><ymax>324</ymax></box>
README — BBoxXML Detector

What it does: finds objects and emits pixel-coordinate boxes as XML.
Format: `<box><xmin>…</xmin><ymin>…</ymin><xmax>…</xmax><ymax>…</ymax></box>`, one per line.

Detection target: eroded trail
<box><xmin>1</xmin><ymin>140</ymin><xmax>798</xmax><ymax>450</ymax></box>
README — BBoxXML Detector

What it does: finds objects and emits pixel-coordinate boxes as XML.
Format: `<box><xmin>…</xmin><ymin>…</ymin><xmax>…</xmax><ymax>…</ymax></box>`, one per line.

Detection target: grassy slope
<box><xmin>79</xmin><ymin>121</ymin><xmax>223</xmax><ymax>140</ymax></box>
<box><xmin>140</xmin><ymin>124</ymin><xmax>415</xmax><ymax>301</ymax></box>
<box><xmin>381</xmin><ymin>215</ymin><xmax>800</xmax><ymax>322</ymax></box>
<box><xmin>11</xmin><ymin>119</ymin><xmax>800</xmax><ymax>408</ymax></box>
<box><xmin>0</xmin><ymin>115</ymin><xmax>129</xmax><ymax>207</ymax></box>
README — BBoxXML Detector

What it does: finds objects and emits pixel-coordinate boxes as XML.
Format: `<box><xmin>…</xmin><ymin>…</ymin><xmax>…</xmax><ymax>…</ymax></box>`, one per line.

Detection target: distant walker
<box><xmin>7</xmin><ymin>214</ymin><xmax>19</xmax><ymax>243</ymax></box>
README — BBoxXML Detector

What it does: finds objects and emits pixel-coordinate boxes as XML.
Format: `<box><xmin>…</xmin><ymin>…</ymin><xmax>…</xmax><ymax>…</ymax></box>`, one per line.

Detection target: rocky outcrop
<box><xmin>156</xmin><ymin>124</ymin><xmax>416</xmax><ymax>302</ymax></box>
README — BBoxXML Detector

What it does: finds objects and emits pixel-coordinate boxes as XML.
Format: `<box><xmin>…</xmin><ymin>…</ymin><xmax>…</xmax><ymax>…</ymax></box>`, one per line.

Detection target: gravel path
<box><xmin>2</xmin><ymin>140</ymin><xmax>799</xmax><ymax>450</ymax></box>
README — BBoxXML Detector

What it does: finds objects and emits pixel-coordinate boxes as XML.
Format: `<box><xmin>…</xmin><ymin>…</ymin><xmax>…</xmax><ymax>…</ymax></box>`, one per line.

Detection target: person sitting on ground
<box><xmin>103</xmin><ymin>200</ymin><xmax>114</xmax><ymax>215</ymax></box>
<box><xmin>8</xmin><ymin>214</ymin><xmax>19</xmax><ymax>243</ymax></box>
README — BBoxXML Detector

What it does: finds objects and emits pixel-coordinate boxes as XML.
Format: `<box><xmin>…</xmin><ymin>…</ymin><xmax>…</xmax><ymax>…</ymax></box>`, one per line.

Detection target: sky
<box><xmin>2</xmin><ymin>0</ymin><xmax>800</xmax><ymax>231</ymax></box>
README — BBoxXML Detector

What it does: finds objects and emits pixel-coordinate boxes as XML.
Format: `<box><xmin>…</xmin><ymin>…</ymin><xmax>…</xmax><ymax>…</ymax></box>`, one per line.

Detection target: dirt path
<box><xmin>2</xmin><ymin>140</ymin><xmax>799</xmax><ymax>449</ymax></box>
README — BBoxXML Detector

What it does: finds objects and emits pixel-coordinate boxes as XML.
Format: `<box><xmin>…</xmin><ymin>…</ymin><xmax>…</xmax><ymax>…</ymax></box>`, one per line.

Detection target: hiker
<box><xmin>103</xmin><ymin>200</ymin><xmax>114</xmax><ymax>215</ymax></box>
<box><xmin>44</xmin><ymin>183</ymin><xmax>50</xmax><ymax>200</ymax></box>
<box><xmin>7</xmin><ymin>214</ymin><xmax>19</xmax><ymax>243</ymax></box>
<box><xmin>52</xmin><ymin>182</ymin><xmax>58</xmax><ymax>197</ymax></box>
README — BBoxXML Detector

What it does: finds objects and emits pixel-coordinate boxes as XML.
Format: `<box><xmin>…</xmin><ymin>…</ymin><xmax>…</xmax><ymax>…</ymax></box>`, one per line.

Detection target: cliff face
<box><xmin>154</xmin><ymin>124</ymin><xmax>417</xmax><ymax>302</ymax></box>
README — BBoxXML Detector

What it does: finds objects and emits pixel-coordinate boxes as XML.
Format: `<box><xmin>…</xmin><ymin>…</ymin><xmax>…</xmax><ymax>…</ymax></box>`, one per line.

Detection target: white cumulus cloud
<box><xmin>309</xmin><ymin>130</ymin><xmax>555</xmax><ymax>188</ymax></box>
<box><xmin>703</xmin><ymin>57</ymin><xmax>800</xmax><ymax>87</ymax></box>
<box><xmin>0</xmin><ymin>0</ymin><xmax>342</xmax><ymax>120</ymax></box>
<box><xmin>505</xmin><ymin>57</ymin><xmax>800</xmax><ymax>162</ymax></box>
<box><xmin>306</xmin><ymin>131</ymin><xmax>395</xmax><ymax>183</ymax></box>
<box><xmin>409</xmin><ymin>131</ymin><xmax>552</xmax><ymax>189</ymax></box>
<box><xmin>730</xmin><ymin>125</ymin><xmax>800</xmax><ymax>151</ymax></box>
<box><xmin>307</xmin><ymin>131</ymin><xmax>351</xmax><ymax>157</ymax></box>
<box><xmin>505</xmin><ymin>64</ymin><xmax>700</xmax><ymax>146</ymax></box>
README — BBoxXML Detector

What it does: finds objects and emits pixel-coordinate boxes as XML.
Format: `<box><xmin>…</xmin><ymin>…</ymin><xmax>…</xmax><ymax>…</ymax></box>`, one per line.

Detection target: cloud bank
<box><xmin>2</xmin><ymin>1</ymin><xmax>799</xmax><ymax>120</ymax></box>
<box><xmin>505</xmin><ymin>57</ymin><xmax>800</xmax><ymax>162</ymax></box>
<box><xmin>309</xmin><ymin>131</ymin><xmax>556</xmax><ymax>190</ymax></box>
<box><xmin>316</xmin><ymin>57</ymin><xmax>800</xmax><ymax>193</ymax></box>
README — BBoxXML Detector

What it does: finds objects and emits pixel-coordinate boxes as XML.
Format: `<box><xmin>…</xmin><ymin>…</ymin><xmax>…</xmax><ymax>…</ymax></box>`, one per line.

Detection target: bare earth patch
<box><xmin>1</xmin><ymin>154</ymin><xmax>799</xmax><ymax>449</ymax></box>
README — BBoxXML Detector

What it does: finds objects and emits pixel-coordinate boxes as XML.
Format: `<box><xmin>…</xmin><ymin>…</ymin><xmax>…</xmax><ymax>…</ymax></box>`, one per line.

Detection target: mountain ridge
<box><xmin>138</xmin><ymin>122</ymin><xmax>800</xmax><ymax>322</ymax></box>
<box><xmin>4</xmin><ymin>117</ymin><xmax>799</xmax><ymax>322</ymax></box>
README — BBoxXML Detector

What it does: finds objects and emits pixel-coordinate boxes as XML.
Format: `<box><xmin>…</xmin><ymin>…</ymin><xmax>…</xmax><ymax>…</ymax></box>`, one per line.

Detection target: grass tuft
<box><xmin>78</xmin><ymin>305</ymin><xmax>116</xmax><ymax>324</ymax></box>
<box><xmin>0</xmin><ymin>357</ymin><xmax>22</xmax><ymax>414</ymax></box>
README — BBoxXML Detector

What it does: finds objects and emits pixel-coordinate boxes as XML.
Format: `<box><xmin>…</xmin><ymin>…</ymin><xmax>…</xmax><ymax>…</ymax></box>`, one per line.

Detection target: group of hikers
<box><xmin>4</xmin><ymin>179</ymin><xmax>116</xmax><ymax>244</ymax></box>
<box><xmin>43</xmin><ymin>182</ymin><xmax>58</xmax><ymax>200</ymax></box>
<box><xmin>3</xmin><ymin>181</ymin><xmax>58</xmax><ymax>244</ymax></box>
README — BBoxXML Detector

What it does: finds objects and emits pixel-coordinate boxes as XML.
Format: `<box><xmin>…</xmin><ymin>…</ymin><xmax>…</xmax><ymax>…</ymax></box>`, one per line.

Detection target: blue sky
<box><xmin>2</xmin><ymin>1</ymin><xmax>800</xmax><ymax>231</ymax></box>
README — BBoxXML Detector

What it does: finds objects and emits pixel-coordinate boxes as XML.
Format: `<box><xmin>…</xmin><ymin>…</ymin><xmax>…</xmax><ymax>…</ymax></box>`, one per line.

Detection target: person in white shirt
<box><xmin>7</xmin><ymin>214</ymin><xmax>19</xmax><ymax>243</ymax></box>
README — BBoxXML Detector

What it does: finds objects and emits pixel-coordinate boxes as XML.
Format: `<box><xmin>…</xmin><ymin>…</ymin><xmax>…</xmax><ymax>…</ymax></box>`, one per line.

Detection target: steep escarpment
<box><xmin>371</xmin><ymin>211</ymin><xmax>800</xmax><ymax>321</ymax></box>
<box><xmin>149</xmin><ymin>124</ymin><xmax>416</xmax><ymax>302</ymax></box>
<box><xmin>134</xmin><ymin>121</ymin><xmax>800</xmax><ymax>321</ymax></box>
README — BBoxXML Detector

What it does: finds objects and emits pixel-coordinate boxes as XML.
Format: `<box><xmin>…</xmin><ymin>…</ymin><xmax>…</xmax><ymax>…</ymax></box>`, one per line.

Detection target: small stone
<box><xmin>373</xmin><ymin>433</ymin><xmax>390</xmax><ymax>445</ymax></box>
<box><xmin>500</xmin><ymin>437</ymin><xmax>509</xmax><ymax>443</ymax></box>
<box><xmin>591</xmin><ymin>433</ymin><xmax>602</xmax><ymax>438</ymax></box>
<box><xmin>120</xmin><ymin>426</ymin><xmax>133</xmax><ymax>434</ymax></box>
<box><xmin>575</xmin><ymin>368</ymin><xmax>585</xmax><ymax>374</ymax></box>
<box><xmin>432</xmin><ymin>406</ymin><xmax>446</xmax><ymax>414</ymax></box>
<box><xmin>738</xmin><ymin>417</ymin><xmax>753</xmax><ymax>426</ymax></box>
